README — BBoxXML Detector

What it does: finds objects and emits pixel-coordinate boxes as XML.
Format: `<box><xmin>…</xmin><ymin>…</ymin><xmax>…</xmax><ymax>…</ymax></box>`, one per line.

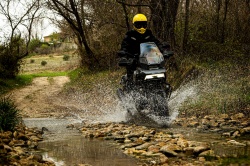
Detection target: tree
<box><xmin>0</xmin><ymin>0</ymin><xmax>42</xmax><ymax>78</ymax></box>
<box><xmin>116</xmin><ymin>0</ymin><xmax>179</xmax><ymax>49</ymax></box>
<box><xmin>47</xmin><ymin>0</ymin><xmax>100</xmax><ymax>69</ymax></box>
<box><xmin>182</xmin><ymin>0</ymin><xmax>190</xmax><ymax>53</ymax></box>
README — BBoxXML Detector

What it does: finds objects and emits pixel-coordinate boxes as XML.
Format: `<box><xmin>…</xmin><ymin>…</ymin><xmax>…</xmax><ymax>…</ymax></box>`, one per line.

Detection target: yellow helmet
<box><xmin>132</xmin><ymin>14</ymin><xmax>147</xmax><ymax>34</ymax></box>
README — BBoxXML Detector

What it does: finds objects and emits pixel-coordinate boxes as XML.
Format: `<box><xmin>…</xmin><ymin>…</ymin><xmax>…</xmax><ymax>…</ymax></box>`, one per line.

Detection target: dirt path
<box><xmin>9</xmin><ymin>76</ymin><xmax>70</xmax><ymax>118</ymax></box>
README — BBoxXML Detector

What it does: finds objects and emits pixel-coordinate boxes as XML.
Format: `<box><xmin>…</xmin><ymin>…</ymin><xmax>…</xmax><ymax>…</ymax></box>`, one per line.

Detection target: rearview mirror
<box><xmin>163</xmin><ymin>51</ymin><xmax>174</xmax><ymax>58</ymax></box>
<box><xmin>118</xmin><ymin>58</ymin><xmax>129</xmax><ymax>66</ymax></box>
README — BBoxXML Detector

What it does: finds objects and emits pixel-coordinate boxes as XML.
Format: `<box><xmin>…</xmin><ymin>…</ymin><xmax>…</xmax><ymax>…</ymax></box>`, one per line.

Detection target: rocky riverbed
<box><xmin>77</xmin><ymin>112</ymin><xmax>250</xmax><ymax>166</ymax></box>
<box><xmin>2</xmin><ymin>76</ymin><xmax>249</xmax><ymax>165</ymax></box>
<box><xmin>0</xmin><ymin>112</ymin><xmax>249</xmax><ymax>166</ymax></box>
<box><xmin>0</xmin><ymin>123</ymin><xmax>55</xmax><ymax>166</ymax></box>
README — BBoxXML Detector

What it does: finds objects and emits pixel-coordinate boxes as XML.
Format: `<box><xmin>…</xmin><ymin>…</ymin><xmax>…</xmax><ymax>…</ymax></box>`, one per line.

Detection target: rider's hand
<box><xmin>117</xmin><ymin>50</ymin><xmax>127</xmax><ymax>57</ymax></box>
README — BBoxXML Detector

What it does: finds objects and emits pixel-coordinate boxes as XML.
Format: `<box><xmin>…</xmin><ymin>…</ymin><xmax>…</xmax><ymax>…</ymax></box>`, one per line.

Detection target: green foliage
<box><xmin>38</xmin><ymin>43</ymin><xmax>51</xmax><ymax>55</ymax></box>
<box><xmin>220</xmin><ymin>155</ymin><xmax>250</xmax><ymax>166</ymax></box>
<box><xmin>41</xmin><ymin>60</ymin><xmax>47</xmax><ymax>66</ymax></box>
<box><xmin>0</xmin><ymin>96</ymin><xmax>21</xmax><ymax>131</ymax></box>
<box><xmin>41</xmin><ymin>43</ymin><xmax>49</xmax><ymax>49</ymax></box>
<box><xmin>177</xmin><ymin>63</ymin><xmax>250</xmax><ymax>116</ymax></box>
<box><xmin>63</xmin><ymin>54</ymin><xmax>70</xmax><ymax>61</ymax></box>
<box><xmin>0</xmin><ymin>36</ymin><xmax>26</xmax><ymax>78</ymax></box>
<box><xmin>30</xmin><ymin>59</ymin><xmax>35</xmax><ymax>63</ymax></box>
<box><xmin>68</xmin><ymin>68</ymin><xmax>82</xmax><ymax>81</ymax></box>
<box><xmin>28</xmin><ymin>38</ymin><xmax>41</xmax><ymax>53</ymax></box>
<box><xmin>66</xmin><ymin>68</ymin><xmax>121</xmax><ymax>92</ymax></box>
<box><xmin>0</xmin><ymin>72</ymin><xmax>69</xmax><ymax>96</ymax></box>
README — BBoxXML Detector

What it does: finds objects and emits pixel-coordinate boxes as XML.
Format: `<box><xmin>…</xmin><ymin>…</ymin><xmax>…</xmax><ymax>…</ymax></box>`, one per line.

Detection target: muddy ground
<box><xmin>9</xmin><ymin>76</ymin><xmax>71</xmax><ymax>118</ymax></box>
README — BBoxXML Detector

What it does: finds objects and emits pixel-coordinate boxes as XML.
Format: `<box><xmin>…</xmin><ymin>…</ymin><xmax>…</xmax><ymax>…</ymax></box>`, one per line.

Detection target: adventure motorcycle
<box><xmin>117</xmin><ymin>42</ymin><xmax>173</xmax><ymax>124</ymax></box>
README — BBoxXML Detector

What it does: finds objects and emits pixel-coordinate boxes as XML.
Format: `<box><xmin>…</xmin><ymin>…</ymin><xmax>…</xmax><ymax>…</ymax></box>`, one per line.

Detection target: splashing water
<box><xmin>100</xmin><ymin>83</ymin><xmax>199</xmax><ymax>127</ymax></box>
<box><xmin>168</xmin><ymin>82</ymin><xmax>199</xmax><ymax>116</ymax></box>
<box><xmin>57</xmin><ymin>77</ymin><xmax>200</xmax><ymax>126</ymax></box>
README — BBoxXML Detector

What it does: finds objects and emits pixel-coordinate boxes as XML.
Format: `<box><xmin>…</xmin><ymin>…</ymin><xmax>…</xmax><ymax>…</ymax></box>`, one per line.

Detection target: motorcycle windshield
<box><xmin>140</xmin><ymin>42</ymin><xmax>164</xmax><ymax>65</ymax></box>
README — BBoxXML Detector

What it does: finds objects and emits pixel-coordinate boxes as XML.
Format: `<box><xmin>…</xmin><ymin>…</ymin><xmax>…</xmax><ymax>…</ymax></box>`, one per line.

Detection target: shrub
<box><xmin>41</xmin><ymin>61</ymin><xmax>47</xmax><ymax>66</ymax></box>
<box><xmin>38</xmin><ymin>43</ymin><xmax>51</xmax><ymax>55</ymax></box>
<box><xmin>0</xmin><ymin>36</ymin><xmax>25</xmax><ymax>78</ymax></box>
<box><xmin>0</xmin><ymin>96</ymin><xmax>21</xmax><ymax>131</ymax></box>
<box><xmin>30</xmin><ymin>59</ymin><xmax>35</xmax><ymax>63</ymax></box>
<box><xmin>28</xmin><ymin>38</ymin><xmax>41</xmax><ymax>53</ymax></box>
<box><xmin>63</xmin><ymin>54</ymin><xmax>70</xmax><ymax>61</ymax></box>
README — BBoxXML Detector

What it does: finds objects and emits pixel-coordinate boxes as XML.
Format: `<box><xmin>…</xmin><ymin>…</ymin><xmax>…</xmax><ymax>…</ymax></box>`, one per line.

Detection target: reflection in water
<box><xmin>39</xmin><ymin>136</ymin><xmax>139</xmax><ymax>166</ymax></box>
<box><xmin>24</xmin><ymin>118</ymin><xmax>139</xmax><ymax>166</ymax></box>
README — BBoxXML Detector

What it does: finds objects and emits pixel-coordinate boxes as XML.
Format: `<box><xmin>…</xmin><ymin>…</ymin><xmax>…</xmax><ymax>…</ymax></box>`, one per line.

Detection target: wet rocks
<box><xmin>173</xmin><ymin>113</ymin><xmax>250</xmax><ymax>138</ymax></box>
<box><xmin>0</xmin><ymin>123</ymin><xmax>55</xmax><ymax>166</ymax></box>
<box><xmin>80</xmin><ymin>122</ymin><xmax>219</xmax><ymax>165</ymax></box>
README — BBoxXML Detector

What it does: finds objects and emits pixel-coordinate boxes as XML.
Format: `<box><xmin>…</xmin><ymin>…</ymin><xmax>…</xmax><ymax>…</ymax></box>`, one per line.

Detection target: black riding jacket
<box><xmin>120</xmin><ymin>29</ymin><xmax>162</xmax><ymax>59</ymax></box>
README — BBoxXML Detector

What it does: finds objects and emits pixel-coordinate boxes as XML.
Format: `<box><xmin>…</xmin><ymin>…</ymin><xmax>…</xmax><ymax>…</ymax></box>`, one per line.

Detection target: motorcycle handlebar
<box><xmin>117</xmin><ymin>50</ymin><xmax>139</xmax><ymax>58</ymax></box>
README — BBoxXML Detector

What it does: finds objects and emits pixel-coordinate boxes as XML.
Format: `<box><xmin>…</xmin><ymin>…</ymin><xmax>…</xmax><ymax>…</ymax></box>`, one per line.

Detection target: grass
<box><xmin>0</xmin><ymin>71</ymin><xmax>70</xmax><ymax>96</ymax></box>
<box><xmin>0</xmin><ymin>52</ymin><xmax>78</xmax><ymax>96</ymax></box>
<box><xmin>21</xmin><ymin>52</ymin><xmax>79</xmax><ymax>74</ymax></box>
<box><xmin>172</xmin><ymin>52</ymin><xmax>250</xmax><ymax>117</ymax></box>
<box><xmin>219</xmin><ymin>155</ymin><xmax>250</xmax><ymax>165</ymax></box>
<box><xmin>66</xmin><ymin>67</ymin><xmax>122</xmax><ymax>92</ymax></box>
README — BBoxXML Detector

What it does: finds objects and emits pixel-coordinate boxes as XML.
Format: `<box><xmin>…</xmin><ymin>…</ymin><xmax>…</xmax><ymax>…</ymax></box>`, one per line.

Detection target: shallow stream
<box><xmin>24</xmin><ymin>118</ymin><xmax>139</xmax><ymax>166</ymax></box>
<box><xmin>24</xmin><ymin>118</ymin><xmax>250</xmax><ymax>166</ymax></box>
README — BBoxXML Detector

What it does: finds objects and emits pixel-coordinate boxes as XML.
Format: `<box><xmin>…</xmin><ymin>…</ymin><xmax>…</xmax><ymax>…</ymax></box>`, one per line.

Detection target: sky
<box><xmin>0</xmin><ymin>1</ymin><xmax>59</xmax><ymax>42</ymax></box>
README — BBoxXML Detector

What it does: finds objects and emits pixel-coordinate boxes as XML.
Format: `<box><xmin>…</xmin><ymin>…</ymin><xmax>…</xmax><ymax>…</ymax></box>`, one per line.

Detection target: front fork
<box><xmin>164</xmin><ymin>82</ymin><xmax>172</xmax><ymax>99</ymax></box>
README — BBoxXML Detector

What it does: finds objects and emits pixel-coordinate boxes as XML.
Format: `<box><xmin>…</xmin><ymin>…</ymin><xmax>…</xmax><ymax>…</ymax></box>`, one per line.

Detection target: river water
<box><xmin>24</xmin><ymin>118</ymin><xmax>139</xmax><ymax>166</ymax></box>
<box><xmin>24</xmin><ymin>118</ymin><xmax>250</xmax><ymax>166</ymax></box>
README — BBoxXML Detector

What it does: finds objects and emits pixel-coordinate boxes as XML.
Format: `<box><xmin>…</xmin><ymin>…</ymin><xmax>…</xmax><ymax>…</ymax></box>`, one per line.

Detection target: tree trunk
<box><xmin>220</xmin><ymin>0</ymin><xmax>229</xmax><ymax>43</ymax></box>
<box><xmin>182</xmin><ymin>0</ymin><xmax>190</xmax><ymax>54</ymax></box>
<box><xmin>215</xmin><ymin>0</ymin><xmax>222</xmax><ymax>41</ymax></box>
<box><xmin>49</xmin><ymin>0</ymin><xmax>99</xmax><ymax>69</ymax></box>
<box><xmin>150</xmin><ymin>0</ymin><xmax>179</xmax><ymax>49</ymax></box>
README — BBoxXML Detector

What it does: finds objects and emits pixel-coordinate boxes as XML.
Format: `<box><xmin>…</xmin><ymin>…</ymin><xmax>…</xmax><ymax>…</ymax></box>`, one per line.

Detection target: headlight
<box><xmin>144</xmin><ymin>73</ymin><xmax>165</xmax><ymax>80</ymax></box>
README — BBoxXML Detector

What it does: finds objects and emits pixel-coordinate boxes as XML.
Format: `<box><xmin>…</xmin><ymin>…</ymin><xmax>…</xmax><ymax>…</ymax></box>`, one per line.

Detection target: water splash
<box><xmin>169</xmin><ymin>82</ymin><xmax>199</xmax><ymax>114</ymax></box>
<box><xmin>56</xmin><ymin>78</ymin><xmax>200</xmax><ymax>126</ymax></box>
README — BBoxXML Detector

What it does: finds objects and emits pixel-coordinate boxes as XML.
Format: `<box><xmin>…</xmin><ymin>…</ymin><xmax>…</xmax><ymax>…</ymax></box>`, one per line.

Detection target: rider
<box><xmin>118</xmin><ymin>13</ymin><xmax>166</xmax><ymax>80</ymax></box>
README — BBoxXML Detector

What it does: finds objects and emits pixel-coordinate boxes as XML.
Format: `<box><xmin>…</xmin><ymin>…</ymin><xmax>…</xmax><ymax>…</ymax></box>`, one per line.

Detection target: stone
<box><xmin>187</xmin><ymin>121</ymin><xmax>199</xmax><ymax>127</ymax></box>
<box><xmin>199</xmin><ymin>157</ymin><xmax>206</xmax><ymax>162</ymax></box>
<box><xmin>123</xmin><ymin>148</ymin><xmax>135</xmax><ymax>154</ymax></box>
<box><xmin>160</xmin><ymin>144</ymin><xmax>182</xmax><ymax>157</ymax></box>
<box><xmin>193</xmin><ymin>146</ymin><xmax>210</xmax><ymax>154</ymax></box>
<box><xmin>17</xmin><ymin>133</ymin><xmax>29</xmax><ymax>141</ymax></box>
<box><xmin>159</xmin><ymin>153</ymin><xmax>168</xmax><ymax>164</ymax></box>
<box><xmin>232</xmin><ymin>130</ymin><xmax>240</xmax><ymax>138</ymax></box>
<box><xmin>148</xmin><ymin>145</ymin><xmax>160</xmax><ymax>153</ymax></box>
<box><xmin>231</xmin><ymin>113</ymin><xmax>244</xmax><ymax>120</ymax></box>
<box><xmin>3</xmin><ymin>144</ymin><xmax>12</xmax><ymax>152</ymax></box>
<box><xmin>30</xmin><ymin>135</ymin><xmax>42</xmax><ymax>142</ymax></box>
<box><xmin>209</xmin><ymin>120</ymin><xmax>219</xmax><ymax>127</ymax></box>
<box><xmin>199</xmin><ymin>150</ymin><xmax>216</xmax><ymax>157</ymax></box>
<box><xmin>32</xmin><ymin>154</ymin><xmax>43</xmax><ymax>162</ymax></box>
<box><xmin>204</xmin><ymin>115</ymin><xmax>214</xmax><ymax>120</ymax></box>
<box><xmin>241</xmin><ymin>121</ymin><xmax>249</xmax><ymax>127</ymax></box>
<box><xmin>184</xmin><ymin>147</ymin><xmax>195</xmax><ymax>155</ymax></box>
<box><xmin>221</xmin><ymin>132</ymin><xmax>231</xmax><ymax>137</ymax></box>
<box><xmin>177</xmin><ymin>138</ymin><xmax>189</xmax><ymax>148</ymax></box>
<box><xmin>135</xmin><ymin>142</ymin><xmax>152</xmax><ymax>150</ymax></box>
<box><xmin>201</xmin><ymin>118</ymin><xmax>210</xmax><ymax>125</ymax></box>
<box><xmin>241</xmin><ymin>127</ymin><xmax>250</xmax><ymax>134</ymax></box>
<box><xmin>13</xmin><ymin>147</ymin><xmax>25</xmax><ymax>155</ymax></box>
<box><xmin>121</xmin><ymin>142</ymin><xmax>142</xmax><ymax>149</ymax></box>
<box><xmin>227</xmin><ymin>140</ymin><xmax>246</xmax><ymax>146</ymax></box>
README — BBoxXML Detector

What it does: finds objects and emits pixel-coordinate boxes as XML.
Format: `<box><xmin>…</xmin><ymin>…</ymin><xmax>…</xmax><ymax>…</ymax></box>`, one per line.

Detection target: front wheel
<box><xmin>117</xmin><ymin>88</ymin><xmax>125</xmax><ymax>101</ymax></box>
<box><xmin>151</xmin><ymin>91</ymin><xmax>169</xmax><ymax>117</ymax></box>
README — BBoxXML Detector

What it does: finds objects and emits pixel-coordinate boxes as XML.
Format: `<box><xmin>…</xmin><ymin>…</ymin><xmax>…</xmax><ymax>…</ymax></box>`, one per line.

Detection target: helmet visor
<box><xmin>134</xmin><ymin>21</ymin><xmax>147</xmax><ymax>29</ymax></box>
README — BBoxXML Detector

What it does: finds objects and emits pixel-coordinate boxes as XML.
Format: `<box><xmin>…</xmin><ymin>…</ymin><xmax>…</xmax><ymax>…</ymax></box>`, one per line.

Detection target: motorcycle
<box><xmin>117</xmin><ymin>42</ymin><xmax>173</xmax><ymax>125</ymax></box>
